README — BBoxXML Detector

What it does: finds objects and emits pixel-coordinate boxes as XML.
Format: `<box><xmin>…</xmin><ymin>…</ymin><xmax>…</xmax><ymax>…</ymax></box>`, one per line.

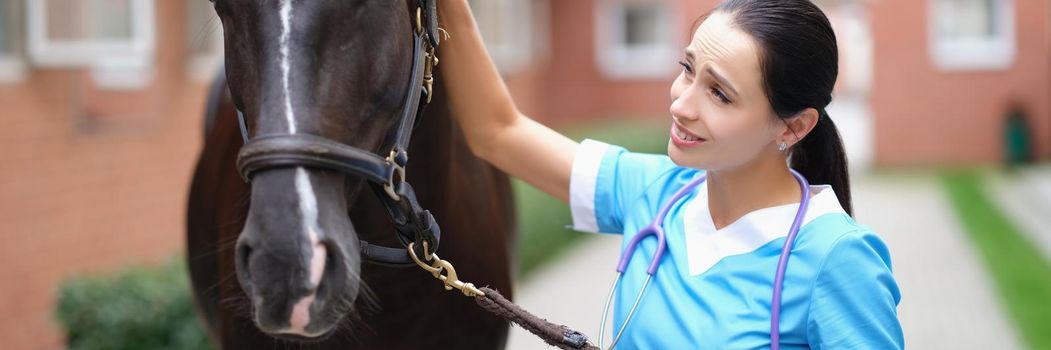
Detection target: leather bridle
<box><xmin>234</xmin><ymin>0</ymin><xmax>444</xmax><ymax>267</ymax></box>
<box><xmin>225</xmin><ymin>4</ymin><xmax>602</xmax><ymax>348</ymax></box>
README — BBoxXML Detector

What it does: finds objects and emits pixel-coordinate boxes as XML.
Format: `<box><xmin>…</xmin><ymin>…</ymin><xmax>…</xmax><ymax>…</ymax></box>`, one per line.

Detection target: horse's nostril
<box><xmin>236</xmin><ymin>243</ymin><xmax>253</xmax><ymax>285</ymax></box>
<box><xmin>325</xmin><ymin>242</ymin><xmax>337</xmax><ymax>273</ymax></box>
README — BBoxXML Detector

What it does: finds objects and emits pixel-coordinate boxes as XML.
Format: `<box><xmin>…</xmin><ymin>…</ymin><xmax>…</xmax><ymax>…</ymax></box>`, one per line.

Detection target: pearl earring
<box><xmin>778</xmin><ymin>141</ymin><xmax>788</xmax><ymax>151</ymax></box>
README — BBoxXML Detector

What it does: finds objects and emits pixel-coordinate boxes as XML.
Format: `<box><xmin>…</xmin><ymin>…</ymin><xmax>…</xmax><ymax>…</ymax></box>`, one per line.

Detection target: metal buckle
<box><xmin>383</xmin><ymin>149</ymin><xmax>407</xmax><ymax>201</ymax></box>
<box><xmin>415</xmin><ymin>7</ymin><xmax>423</xmax><ymax>35</ymax></box>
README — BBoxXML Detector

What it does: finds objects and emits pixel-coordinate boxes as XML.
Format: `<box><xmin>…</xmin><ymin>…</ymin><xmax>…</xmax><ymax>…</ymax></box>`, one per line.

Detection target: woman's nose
<box><xmin>670</xmin><ymin>86</ymin><xmax>700</xmax><ymax>122</ymax></box>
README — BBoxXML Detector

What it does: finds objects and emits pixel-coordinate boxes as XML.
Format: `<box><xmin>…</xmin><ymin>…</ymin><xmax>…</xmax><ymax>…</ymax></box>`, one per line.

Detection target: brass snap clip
<box><xmin>423</xmin><ymin>46</ymin><xmax>438</xmax><ymax>104</ymax></box>
<box><xmin>408</xmin><ymin>242</ymin><xmax>486</xmax><ymax>297</ymax></box>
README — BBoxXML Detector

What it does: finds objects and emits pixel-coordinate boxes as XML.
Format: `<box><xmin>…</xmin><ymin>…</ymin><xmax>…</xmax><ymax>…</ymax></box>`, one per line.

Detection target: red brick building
<box><xmin>1</xmin><ymin>0</ymin><xmax>1048</xmax><ymax>349</ymax></box>
<box><xmin>868</xmin><ymin>0</ymin><xmax>1051</xmax><ymax>166</ymax></box>
<box><xmin>0</xmin><ymin>1</ymin><xmax>219</xmax><ymax>348</ymax></box>
<box><xmin>480</xmin><ymin>0</ymin><xmax>1051</xmax><ymax>167</ymax></box>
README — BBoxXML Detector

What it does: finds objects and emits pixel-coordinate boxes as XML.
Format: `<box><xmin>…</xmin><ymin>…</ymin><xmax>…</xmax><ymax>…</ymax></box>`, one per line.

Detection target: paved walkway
<box><xmin>505</xmin><ymin>234</ymin><xmax>619</xmax><ymax>350</ymax></box>
<box><xmin>986</xmin><ymin>164</ymin><xmax>1051</xmax><ymax>263</ymax></box>
<box><xmin>506</xmin><ymin>172</ymin><xmax>1025</xmax><ymax>349</ymax></box>
<box><xmin>853</xmin><ymin>172</ymin><xmax>1024</xmax><ymax>350</ymax></box>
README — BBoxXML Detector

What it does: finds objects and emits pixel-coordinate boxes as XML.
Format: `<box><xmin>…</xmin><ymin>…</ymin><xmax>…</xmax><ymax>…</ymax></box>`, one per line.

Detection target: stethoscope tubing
<box><xmin>599</xmin><ymin>169</ymin><xmax>811</xmax><ymax>350</ymax></box>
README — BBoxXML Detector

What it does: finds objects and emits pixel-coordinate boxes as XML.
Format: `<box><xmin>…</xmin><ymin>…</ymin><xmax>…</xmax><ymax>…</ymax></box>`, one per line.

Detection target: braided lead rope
<box><xmin>474</xmin><ymin>287</ymin><xmax>599</xmax><ymax>350</ymax></box>
<box><xmin>407</xmin><ymin>243</ymin><xmax>598</xmax><ymax>349</ymax></box>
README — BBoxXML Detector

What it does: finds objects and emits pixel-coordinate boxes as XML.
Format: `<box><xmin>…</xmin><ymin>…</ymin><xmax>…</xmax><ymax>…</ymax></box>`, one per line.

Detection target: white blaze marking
<box><xmin>289</xmin><ymin>295</ymin><xmax>316</xmax><ymax>333</ymax></box>
<box><xmin>290</xmin><ymin>167</ymin><xmax>326</xmax><ymax>335</ymax></box>
<box><xmin>280</xmin><ymin>1</ymin><xmax>325</xmax><ymax>336</ymax></box>
<box><xmin>294</xmin><ymin>168</ymin><xmax>324</xmax><ymax>284</ymax></box>
<box><xmin>279</xmin><ymin>0</ymin><xmax>296</xmax><ymax>133</ymax></box>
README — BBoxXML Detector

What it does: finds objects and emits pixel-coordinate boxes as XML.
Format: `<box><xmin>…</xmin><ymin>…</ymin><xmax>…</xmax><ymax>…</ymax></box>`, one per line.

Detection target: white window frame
<box><xmin>595</xmin><ymin>0</ymin><xmax>679</xmax><ymax>80</ymax></box>
<box><xmin>26</xmin><ymin>0</ymin><xmax>156</xmax><ymax>88</ymax></box>
<box><xmin>186</xmin><ymin>1</ymin><xmax>224</xmax><ymax>82</ymax></box>
<box><xmin>829</xmin><ymin>1</ymin><xmax>873</xmax><ymax>97</ymax></box>
<box><xmin>928</xmin><ymin>0</ymin><xmax>1015</xmax><ymax>71</ymax></box>
<box><xmin>469</xmin><ymin>0</ymin><xmax>537</xmax><ymax>74</ymax></box>
<box><xmin>0</xmin><ymin>0</ymin><xmax>26</xmax><ymax>83</ymax></box>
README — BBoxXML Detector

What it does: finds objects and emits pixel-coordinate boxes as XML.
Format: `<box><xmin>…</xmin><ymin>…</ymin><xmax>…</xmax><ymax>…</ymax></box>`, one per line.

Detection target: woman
<box><xmin>438</xmin><ymin>0</ymin><xmax>904</xmax><ymax>348</ymax></box>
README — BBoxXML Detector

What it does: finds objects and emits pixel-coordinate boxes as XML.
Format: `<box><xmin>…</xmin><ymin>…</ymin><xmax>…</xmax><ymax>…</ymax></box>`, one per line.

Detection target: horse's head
<box><xmin>212</xmin><ymin>0</ymin><xmax>425</xmax><ymax>338</ymax></box>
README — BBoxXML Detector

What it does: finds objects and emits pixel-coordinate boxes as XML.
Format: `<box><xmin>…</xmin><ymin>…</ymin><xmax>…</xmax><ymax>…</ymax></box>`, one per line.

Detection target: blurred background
<box><xmin>1</xmin><ymin>0</ymin><xmax>1049</xmax><ymax>349</ymax></box>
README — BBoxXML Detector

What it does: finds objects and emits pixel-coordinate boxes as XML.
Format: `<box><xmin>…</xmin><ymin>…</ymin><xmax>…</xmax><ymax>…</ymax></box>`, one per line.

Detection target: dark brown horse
<box><xmin>186</xmin><ymin>0</ymin><xmax>515</xmax><ymax>348</ymax></box>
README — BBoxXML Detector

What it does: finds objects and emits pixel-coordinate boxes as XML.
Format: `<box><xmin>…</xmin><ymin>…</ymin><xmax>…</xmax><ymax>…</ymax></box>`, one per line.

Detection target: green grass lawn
<box><xmin>513</xmin><ymin>118</ymin><xmax>669</xmax><ymax>278</ymax></box>
<box><xmin>940</xmin><ymin>169</ymin><xmax>1051</xmax><ymax>349</ymax></box>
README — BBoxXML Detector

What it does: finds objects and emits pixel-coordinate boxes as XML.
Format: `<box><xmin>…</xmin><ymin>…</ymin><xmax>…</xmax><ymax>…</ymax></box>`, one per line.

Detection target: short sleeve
<box><xmin>807</xmin><ymin>230</ymin><xmax>905</xmax><ymax>349</ymax></box>
<box><xmin>568</xmin><ymin>138</ymin><xmax>676</xmax><ymax>234</ymax></box>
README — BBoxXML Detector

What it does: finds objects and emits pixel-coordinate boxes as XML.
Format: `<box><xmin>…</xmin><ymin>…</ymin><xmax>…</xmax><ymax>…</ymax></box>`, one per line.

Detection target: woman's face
<box><xmin>668</xmin><ymin>11</ymin><xmax>782</xmax><ymax>170</ymax></box>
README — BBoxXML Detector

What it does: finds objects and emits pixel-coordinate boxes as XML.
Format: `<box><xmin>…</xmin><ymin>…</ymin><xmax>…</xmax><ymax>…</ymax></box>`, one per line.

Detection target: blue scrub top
<box><xmin>568</xmin><ymin>139</ymin><xmax>904</xmax><ymax>349</ymax></box>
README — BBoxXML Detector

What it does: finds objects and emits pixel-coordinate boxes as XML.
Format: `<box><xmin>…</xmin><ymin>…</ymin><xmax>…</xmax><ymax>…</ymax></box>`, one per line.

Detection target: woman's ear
<box><xmin>778</xmin><ymin>107</ymin><xmax>820</xmax><ymax>147</ymax></box>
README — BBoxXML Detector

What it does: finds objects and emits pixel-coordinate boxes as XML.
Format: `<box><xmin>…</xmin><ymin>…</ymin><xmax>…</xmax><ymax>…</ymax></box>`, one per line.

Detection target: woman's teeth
<box><xmin>676</xmin><ymin>126</ymin><xmax>700</xmax><ymax>141</ymax></box>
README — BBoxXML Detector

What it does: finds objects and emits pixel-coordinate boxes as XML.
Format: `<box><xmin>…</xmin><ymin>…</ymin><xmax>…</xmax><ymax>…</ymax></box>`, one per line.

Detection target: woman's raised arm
<box><xmin>437</xmin><ymin>0</ymin><xmax>579</xmax><ymax>203</ymax></box>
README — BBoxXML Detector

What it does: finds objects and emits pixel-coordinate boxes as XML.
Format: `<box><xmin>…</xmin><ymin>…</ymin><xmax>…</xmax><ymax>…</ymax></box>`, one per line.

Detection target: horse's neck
<box><xmin>404</xmin><ymin>80</ymin><xmax>479</xmax><ymax>185</ymax></box>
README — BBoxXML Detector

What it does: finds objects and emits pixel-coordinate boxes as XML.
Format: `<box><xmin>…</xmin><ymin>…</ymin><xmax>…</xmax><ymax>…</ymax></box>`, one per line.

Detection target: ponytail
<box><xmin>790</xmin><ymin>109</ymin><xmax>853</xmax><ymax>217</ymax></box>
<box><xmin>711</xmin><ymin>0</ymin><xmax>847</xmax><ymax>215</ymax></box>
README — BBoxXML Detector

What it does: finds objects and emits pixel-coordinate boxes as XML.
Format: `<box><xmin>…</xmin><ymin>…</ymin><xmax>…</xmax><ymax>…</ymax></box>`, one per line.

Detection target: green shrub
<box><xmin>55</xmin><ymin>256</ymin><xmax>213</xmax><ymax>350</ymax></box>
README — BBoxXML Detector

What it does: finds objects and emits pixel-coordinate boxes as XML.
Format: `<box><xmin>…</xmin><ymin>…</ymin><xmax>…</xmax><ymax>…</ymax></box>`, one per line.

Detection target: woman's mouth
<box><xmin>671</xmin><ymin>123</ymin><xmax>706</xmax><ymax>147</ymax></box>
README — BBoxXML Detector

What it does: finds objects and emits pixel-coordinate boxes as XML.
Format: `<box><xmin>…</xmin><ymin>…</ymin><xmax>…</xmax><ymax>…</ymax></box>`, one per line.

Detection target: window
<box><xmin>595</xmin><ymin>0</ymin><xmax>678</xmax><ymax>80</ymax></box>
<box><xmin>831</xmin><ymin>2</ymin><xmax>873</xmax><ymax>97</ymax></box>
<box><xmin>929</xmin><ymin>0</ymin><xmax>1015</xmax><ymax>71</ymax></box>
<box><xmin>186</xmin><ymin>0</ymin><xmax>223</xmax><ymax>81</ymax></box>
<box><xmin>27</xmin><ymin>0</ymin><xmax>156</xmax><ymax>88</ymax></box>
<box><xmin>624</xmin><ymin>5</ymin><xmax>660</xmax><ymax>46</ymax></box>
<box><xmin>0</xmin><ymin>0</ymin><xmax>26</xmax><ymax>82</ymax></box>
<box><xmin>468</xmin><ymin>0</ymin><xmax>539</xmax><ymax>73</ymax></box>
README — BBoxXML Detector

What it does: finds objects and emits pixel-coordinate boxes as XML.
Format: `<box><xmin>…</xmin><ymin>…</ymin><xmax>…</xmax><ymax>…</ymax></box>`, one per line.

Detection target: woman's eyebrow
<box><xmin>685</xmin><ymin>48</ymin><xmax>740</xmax><ymax>97</ymax></box>
<box><xmin>684</xmin><ymin>48</ymin><xmax>705</xmax><ymax>68</ymax></box>
<box><xmin>705</xmin><ymin>66</ymin><xmax>739</xmax><ymax>97</ymax></box>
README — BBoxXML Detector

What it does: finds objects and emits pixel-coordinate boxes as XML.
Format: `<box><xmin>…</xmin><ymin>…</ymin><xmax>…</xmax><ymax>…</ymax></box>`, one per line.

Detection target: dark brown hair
<box><xmin>711</xmin><ymin>0</ymin><xmax>853</xmax><ymax>216</ymax></box>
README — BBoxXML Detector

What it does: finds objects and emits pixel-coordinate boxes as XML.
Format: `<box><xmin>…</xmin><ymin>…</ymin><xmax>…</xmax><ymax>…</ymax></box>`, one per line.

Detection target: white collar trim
<box><xmin>683</xmin><ymin>181</ymin><xmax>846</xmax><ymax>276</ymax></box>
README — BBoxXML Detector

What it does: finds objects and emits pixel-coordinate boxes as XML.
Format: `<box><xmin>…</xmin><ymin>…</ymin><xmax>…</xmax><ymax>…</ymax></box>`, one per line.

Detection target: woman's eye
<box><xmin>678</xmin><ymin>61</ymin><xmax>693</xmax><ymax>75</ymax></box>
<box><xmin>711</xmin><ymin>87</ymin><xmax>731</xmax><ymax>104</ymax></box>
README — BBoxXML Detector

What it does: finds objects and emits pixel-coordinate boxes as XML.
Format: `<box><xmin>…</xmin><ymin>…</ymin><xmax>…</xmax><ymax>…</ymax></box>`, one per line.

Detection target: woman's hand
<box><xmin>436</xmin><ymin>0</ymin><xmax>578</xmax><ymax>203</ymax></box>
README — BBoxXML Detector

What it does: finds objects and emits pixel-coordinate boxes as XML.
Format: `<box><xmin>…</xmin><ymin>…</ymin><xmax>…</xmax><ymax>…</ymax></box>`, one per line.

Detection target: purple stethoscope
<box><xmin>598</xmin><ymin>168</ymin><xmax>812</xmax><ymax>350</ymax></box>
